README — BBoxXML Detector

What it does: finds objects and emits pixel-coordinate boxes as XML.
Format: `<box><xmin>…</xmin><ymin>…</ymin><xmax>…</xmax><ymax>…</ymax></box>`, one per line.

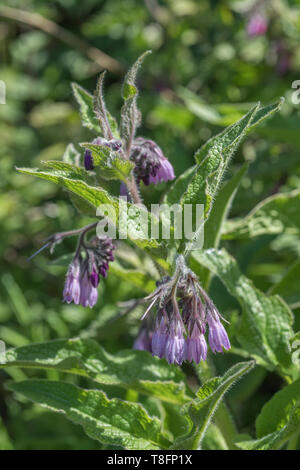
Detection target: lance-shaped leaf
<box><xmin>42</xmin><ymin>160</ymin><xmax>97</xmax><ymax>216</ymax></box>
<box><xmin>120</xmin><ymin>51</ymin><xmax>151</xmax><ymax>150</ymax></box>
<box><xmin>191</xmin><ymin>164</ymin><xmax>248</xmax><ymax>288</ymax></box>
<box><xmin>164</xmin><ymin>100</ymin><xmax>282</xmax><ymax>219</ymax></box>
<box><xmin>71</xmin><ymin>82</ymin><xmax>101</xmax><ymax>133</ymax></box>
<box><xmin>223</xmin><ymin>189</ymin><xmax>300</xmax><ymax>239</ymax></box>
<box><xmin>195</xmin><ymin>99</ymin><xmax>284</xmax><ymax>164</ymax></box>
<box><xmin>62</xmin><ymin>143</ymin><xmax>81</xmax><ymax>166</ymax></box>
<box><xmin>41</xmin><ymin>160</ymin><xmax>92</xmax><ymax>181</ymax></box>
<box><xmin>192</xmin><ymin>249</ymin><xmax>296</xmax><ymax>377</ymax></box>
<box><xmin>236</xmin><ymin>379</ymin><xmax>300</xmax><ymax>450</ymax></box>
<box><xmin>1</xmin><ymin>338</ymin><xmax>192</xmax><ymax>404</ymax></box>
<box><xmin>16</xmin><ymin>166</ymin><xmax>161</xmax><ymax>251</ymax></box>
<box><xmin>163</xmin><ymin>166</ymin><xmax>195</xmax><ymax>206</ymax></box>
<box><xmin>181</xmin><ymin>103</ymin><xmax>259</xmax><ymax>215</ymax></box>
<box><xmin>166</xmin><ymin>100</ymin><xmax>282</xmax><ymax>252</ymax></box>
<box><xmin>109</xmin><ymin>261</ymin><xmax>156</xmax><ymax>293</ymax></box>
<box><xmin>203</xmin><ymin>164</ymin><xmax>249</xmax><ymax>250</ymax></box>
<box><xmin>93</xmin><ymin>71</ymin><xmax>119</xmax><ymax>139</ymax></box>
<box><xmin>178</xmin><ymin>104</ymin><xmax>264</xmax><ymax>251</ymax></box>
<box><xmin>172</xmin><ymin>361</ymin><xmax>254</xmax><ymax>449</ymax></box>
<box><xmin>80</xmin><ymin>143</ymin><xmax>134</xmax><ymax>182</ymax></box>
<box><xmin>8</xmin><ymin>380</ymin><xmax>171</xmax><ymax>450</ymax></box>
<box><xmin>201</xmin><ymin>424</ymin><xmax>229</xmax><ymax>450</ymax></box>
<box><xmin>269</xmin><ymin>259</ymin><xmax>300</xmax><ymax>308</ymax></box>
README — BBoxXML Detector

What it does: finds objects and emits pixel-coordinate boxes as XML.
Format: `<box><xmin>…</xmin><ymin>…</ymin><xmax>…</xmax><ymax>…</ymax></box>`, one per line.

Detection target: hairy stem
<box><xmin>51</xmin><ymin>222</ymin><xmax>98</xmax><ymax>243</ymax></box>
<box><xmin>194</xmin><ymin>358</ymin><xmax>238</xmax><ymax>450</ymax></box>
<box><xmin>29</xmin><ymin>222</ymin><xmax>98</xmax><ymax>260</ymax></box>
<box><xmin>127</xmin><ymin>177</ymin><xmax>143</xmax><ymax>205</ymax></box>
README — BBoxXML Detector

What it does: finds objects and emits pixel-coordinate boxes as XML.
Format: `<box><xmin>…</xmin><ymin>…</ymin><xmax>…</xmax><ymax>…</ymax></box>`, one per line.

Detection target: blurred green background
<box><xmin>0</xmin><ymin>0</ymin><xmax>300</xmax><ymax>449</ymax></box>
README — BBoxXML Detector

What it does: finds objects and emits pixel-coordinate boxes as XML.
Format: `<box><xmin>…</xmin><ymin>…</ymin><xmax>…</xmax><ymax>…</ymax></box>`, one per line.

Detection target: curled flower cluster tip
<box><xmin>63</xmin><ymin>236</ymin><xmax>115</xmax><ymax>308</ymax></box>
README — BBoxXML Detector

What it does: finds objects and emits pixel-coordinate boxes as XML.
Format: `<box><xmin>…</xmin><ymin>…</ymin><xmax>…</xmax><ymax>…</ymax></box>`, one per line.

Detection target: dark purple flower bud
<box><xmin>131</xmin><ymin>137</ymin><xmax>175</xmax><ymax>186</ymax></box>
<box><xmin>108</xmin><ymin>139</ymin><xmax>122</xmax><ymax>151</ymax></box>
<box><xmin>164</xmin><ymin>320</ymin><xmax>185</xmax><ymax>365</ymax></box>
<box><xmin>185</xmin><ymin>323</ymin><xmax>207</xmax><ymax>364</ymax></box>
<box><xmin>247</xmin><ymin>12</ymin><xmax>268</xmax><ymax>37</ymax></box>
<box><xmin>84</xmin><ymin>149</ymin><xmax>94</xmax><ymax>170</ymax></box>
<box><xmin>63</xmin><ymin>258</ymin><xmax>81</xmax><ymax>304</ymax></box>
<box><xmin>207</xmin><ymin>313</ymin><xmax>230</xmax><ymax>353</ymax></box>
<box><xmin>152</xmin><ymin>316</ymin><xmax>168</xmax><ymax>359</ymax></box>
<box><xmin>134</xmin><ymin>328</ymin><xmax>152</xmax><ymax>352</ymax></box>
<box><xmin>91</xmin><ymin>236</ymin><xmax>115</xmax><ymax>280</ymax></box>
<box><xmin>99</xmin><ymin>266</ymin><xmax>107</xmax><ymax>278</ymax></box>
<box><xmin>120</xmin><ymin>182</ymin><xmax>129</xmax><ymax>197</ymax></box>
<box><xmin>89</xmin><ymin>264</ymin><xmax>99</xmax><ymax>287</ymax></box>
<box><xmin>79</xmin><ymin>271</ymin><xmax>98</xmax><ymax>308</ymax></box>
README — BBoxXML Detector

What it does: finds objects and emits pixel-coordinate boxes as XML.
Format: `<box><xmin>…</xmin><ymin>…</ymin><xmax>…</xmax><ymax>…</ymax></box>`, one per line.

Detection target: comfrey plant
<box><xmin>5</xmin><ymin>53</ymin><xmax>299</xmax><ymax>451</ymax></box>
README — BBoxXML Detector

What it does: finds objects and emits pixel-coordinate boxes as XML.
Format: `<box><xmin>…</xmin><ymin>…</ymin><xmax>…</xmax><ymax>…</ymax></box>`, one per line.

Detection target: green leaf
<box><xmin>195</xmin><ymin>99</ymin><xmax>284</xmax><ymax>164</ymax></box>
<box><xmin>93</xmin><ymin>71</ymin><xmax>119</xmax><ymax>139</ymax></box>
<box><xmin>178</xmin><ymin>104</ymin><xmax>264</xmax><ymax>251</ymax></box>
<box><xmin>42</xmin><ymin>159</ymin><xmax>97</xmax><ymax>216</ymax></box>
<box><xmin>164</xmin><ymin>100</ymin><xmax>282</xmax><ymax>239</ymax></box>
<box><xmin>100</xmin><ymin>158</ymin><xmax>134</xmax><ymax>182</ymax></box>
<box><xmin>246</xmin><ymin>98</ymin><xmax>285</xmax><ymax>132</ymax></box>
<box><xmin>41</xmin><ymin>160</ymin><xmax>92</xmax><ymax>181</ymax></box>
<box><xmin>80</xmin><ymin>143</ymin><xmax>134</xmax><ymax>182</ymax></box>
<box><xmin>192</xmin><ymin>249</ymin><xmax>296</xmax><ymax>377</ymax></box>
<box><xmin>223</xmin><ymin>189</ymin><xmax>300</xmax><ymax>239</ymax></box>
<box><xmin>236</xmin><ymin>379</ymin><xmax>300</xmax><ymax>450</ymax></box>
<box><xmin>71</xmin><ymin>82</ymin><xmax>101</xmax><ymax>133</ymax></box>
<box><xmin>201</xmin><ymin>424</ymin><xmax>229</xmax><ymax>450</ymax></box>
<box><xmin>163</xmin><ymin>166</ymin><xmax>195</xmax><ymax>206</ymax></box>
<box><xmin>269</xmin><ymin>259</ymin><xmax>300</xmax><ymax>308</ymax></box>
<box><xmin>193</xmin><ymin>164</ymin><xmax>248</xmax><ymax>288</ymax></box>
<box><xmin>193</xmin><ymin>103</ymin><xmax>257</xmax><ymax>165</ymax></box>
<box><xmin>1</xmin><ymin>338</ymin><xmax>192</xmax><ymax>404</ymax></box>
<box><xmin>120</xmin><ymin>51</ymin><xmax>151</xmax><ymax>146</ymax></box>
<box><xmin>0</xmin><ymin>417</ymin><xmax>13</xmax><ymax>450</ymax></box>
<box><xmin>162</xmin><ymin>403</ymin><xmax>192</xmax><ymax>441</ymax></box>
<box><xmin>62</xmin><ymin>143</ymin><xmax>81</xmax><ymax>166</ymax></box>
<box><xmin>8</xmin><ymin>380</ymin><xmax>171</xmax><ymax>450</ymax></box>
<box><xmin>16</xmin><ymin>166</ymin><xmax>161</xmax><ymax>251</ymax></box>
<box><xmin>203</xmin><ymin>164</ymin><xmax>249</xmax><ymax>250</ymax></box>
<box><xmin>80</xmin><ymin>142</ymin><xmax>111</xmax><ymax>166</ymax></box>
<box><xmin>172</xmin><ymin>361</ymin><xmax>254</xmax><ymax>449</ymax></box>
<box><xmin>182</xmin><ymin>103</ymin><xmax>259</xmax><ymax>210</ymax></box>
<box><xmin>256</xmin><ymin>379</ymin><xmax>300</xmax><ymax>438</ymax></box>
<box><xmin>179</xmin><ymin>100</ymin><xmax>283</xmax><ymax>251</ymax></box>
<box><xmin>69</xmin><ymin>193</ymin><xmax>96</xmax><ymax>217</ymax></box>
<box><xmin>177</xmin><ymin>87</ymin><xmax>221</xmax><ymax>125</ymax></box>
<box><xmin>109</xmin><ymin>261</ymin><xmax>156</xmax><ymax>293</ymax></box>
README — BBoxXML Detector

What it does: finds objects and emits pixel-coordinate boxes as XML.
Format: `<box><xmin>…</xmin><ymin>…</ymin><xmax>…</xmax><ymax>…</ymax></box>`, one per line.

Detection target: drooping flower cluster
<box><xmin>130</xmin><ymin>137</ymin><xmax>175</xmax><ymax>186</ymax></box>
<box><xmin>84</xmin><ymin>135</ymin><xmax>175</xmax><ymax>190</ymax></box>
<box><xmin>63</xmin><ymin>236</ymin><xmax>115</xmax><ymax>308</ymax></box>
<box><xmin>134</xmin><ymin>267</ymin><xmax>230</xmax><ymax>364</ymax></box>
<box><xmin>84</xmin><ymin>137</ymin><xmax>122</xmax><ymax>170</ymax></box>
